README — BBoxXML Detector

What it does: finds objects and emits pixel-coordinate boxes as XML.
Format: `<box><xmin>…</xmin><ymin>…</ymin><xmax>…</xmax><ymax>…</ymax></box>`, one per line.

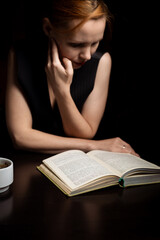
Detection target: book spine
<box><xmin>119</xmin><ymin>178</ymin><xmax>124</xmax><ymax>188</ymax></box>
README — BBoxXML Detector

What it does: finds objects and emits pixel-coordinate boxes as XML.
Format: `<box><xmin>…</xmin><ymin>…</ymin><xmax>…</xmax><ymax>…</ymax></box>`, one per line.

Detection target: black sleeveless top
<box><xmin>15</xmin><ymin>40</ymin><xmax>103</xmax><ymax>136</ymax></box>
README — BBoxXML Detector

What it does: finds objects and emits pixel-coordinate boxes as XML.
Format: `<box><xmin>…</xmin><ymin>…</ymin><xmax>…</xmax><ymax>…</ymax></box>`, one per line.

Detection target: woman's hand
<box><xmin>94</xmin><ymin>137</ymin><xmax>139</xmax><ymax>157</ymax></box>
<box><xmin>45</xmin><ymin>39</ymin><xmax>73</xmax><ymax>97</ymax></box>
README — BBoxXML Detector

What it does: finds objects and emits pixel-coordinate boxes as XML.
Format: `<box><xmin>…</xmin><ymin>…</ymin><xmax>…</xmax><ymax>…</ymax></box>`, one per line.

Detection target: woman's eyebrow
<box><xmin>67</xmin><ymin>37</ymin><xmax>103</xmax><ymax>45</ymax></box>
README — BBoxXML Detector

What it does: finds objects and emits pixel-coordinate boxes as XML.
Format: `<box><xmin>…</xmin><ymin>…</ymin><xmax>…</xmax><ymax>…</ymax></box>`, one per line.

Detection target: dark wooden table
<box><xmin>0</xmin><ymin>150</ymin><xmax>160</xmax><ymax>240</ymax></box>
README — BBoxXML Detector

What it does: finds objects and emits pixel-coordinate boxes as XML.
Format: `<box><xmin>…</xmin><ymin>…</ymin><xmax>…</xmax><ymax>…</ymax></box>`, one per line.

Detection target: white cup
<box><xmin>0</xmin><ymin>158</ymin><xmax>14</xmax><ymax>193</ymax></box>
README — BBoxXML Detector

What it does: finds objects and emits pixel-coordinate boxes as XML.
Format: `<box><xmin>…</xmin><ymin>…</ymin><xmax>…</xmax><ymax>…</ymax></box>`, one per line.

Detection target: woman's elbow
<box><xmin>9</xmin><ymin>130</ymin><xmax>27</xmax><ymax>150</ymax></box>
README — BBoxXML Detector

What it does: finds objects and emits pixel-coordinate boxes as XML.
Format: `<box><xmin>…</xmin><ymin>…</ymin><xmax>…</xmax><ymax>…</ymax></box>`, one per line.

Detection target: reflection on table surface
<box><xmin>0</xmin><ymin>151</ymin><xmax>160</xmax><ymax>240</ymax></box>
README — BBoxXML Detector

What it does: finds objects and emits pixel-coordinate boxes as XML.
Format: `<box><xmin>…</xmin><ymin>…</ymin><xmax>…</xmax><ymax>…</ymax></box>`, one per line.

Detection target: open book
<box><xmin>37</xmin><ymin>150</ymin><xmax>160</xmax><ymax>196</ymax></box>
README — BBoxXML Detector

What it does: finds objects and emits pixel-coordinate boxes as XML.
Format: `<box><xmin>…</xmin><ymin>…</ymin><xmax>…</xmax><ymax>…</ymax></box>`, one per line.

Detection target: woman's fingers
<box><xmin>47</xmin><ymin>39</ymin><xmax>52</xmax><ymax>67</ymax></box>
<box><xmin>46</xmin><ymin>38</ymin><xmax>60</xmax><ymax>66</ymax></box>
<box><xmin>50</xmin><ymin>38</ymin><xmax>60</xmax><ymax>66</ymax></box>
<box><xmin>62</xmin><ymin>57</ymin><xmax>73</xmax><ymax>76</ymax></box>
<box><xmin>45</xmin><ymin>38</ymin><xmax>73</xmax><ymax>94</ymax></box>
<box><xmin>49</xmin><ymin>39</ymin><xmax>73</xmax><ymax>74</ymax></box>
<box><xmin>109</xmin><ymin>137</ymin><xmax>139</xmax><ymax>157</ymax></box>
<box><xmin>119</xmin><ymin>140</ymin><xmax>140</xmax><ymax>157</ymax></box>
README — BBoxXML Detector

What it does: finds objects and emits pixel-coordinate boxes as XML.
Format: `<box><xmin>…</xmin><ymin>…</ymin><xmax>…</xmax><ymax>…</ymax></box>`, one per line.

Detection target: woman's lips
<box><xmin>73</xmin><ymin>61</ymin><xmax>86</xmax><ymax>68</ymax></box>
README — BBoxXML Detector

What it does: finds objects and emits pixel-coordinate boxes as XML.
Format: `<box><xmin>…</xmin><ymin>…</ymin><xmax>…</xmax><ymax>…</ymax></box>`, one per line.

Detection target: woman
<box><xmin>5</xmin><ymin>0</ymin><xmax>138</xmax><ymax>155</ymax></box>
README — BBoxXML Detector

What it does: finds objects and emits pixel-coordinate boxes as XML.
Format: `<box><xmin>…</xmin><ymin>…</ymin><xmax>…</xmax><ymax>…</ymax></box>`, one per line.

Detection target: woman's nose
<box><xmin>79</xmin><ymin>47</ymin><xmax>91</xmax><ymax>61</ymax></box>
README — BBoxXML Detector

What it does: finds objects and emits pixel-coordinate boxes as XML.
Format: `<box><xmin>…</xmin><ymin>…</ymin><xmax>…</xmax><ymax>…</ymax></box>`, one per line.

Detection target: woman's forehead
<box><xmin>66</xmin><ymin>18</ymin><xmax>106</xmax><ymax>43</ymax></box>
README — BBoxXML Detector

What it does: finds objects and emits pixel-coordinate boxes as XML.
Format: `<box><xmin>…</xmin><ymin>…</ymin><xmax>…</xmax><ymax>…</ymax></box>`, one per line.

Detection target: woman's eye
<box><xmin>92</xmin><ymin>42</ymin><xmax>99</xmax><ymax>47</ymax></box>
<box><xmin>68</xmin><ymin>41</ymin><xmax>99</xmax><ymax>48</ymax></box>
<box><xmin>68</xmin><ymin>43</ymin><xmax>83</xmax><ymax>48</ymax></box>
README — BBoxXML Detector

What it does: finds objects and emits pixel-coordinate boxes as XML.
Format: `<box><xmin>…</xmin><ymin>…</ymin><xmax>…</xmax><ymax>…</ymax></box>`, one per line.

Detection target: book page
<box><xmin>88</xmin><ymin>150</ymin><xmax>160</xmax><ymax>176</ymax></box>
<box><xmin>43</xmin><ymin>150</ymin><xmax>115</xmax><ymax>190</ymax></box>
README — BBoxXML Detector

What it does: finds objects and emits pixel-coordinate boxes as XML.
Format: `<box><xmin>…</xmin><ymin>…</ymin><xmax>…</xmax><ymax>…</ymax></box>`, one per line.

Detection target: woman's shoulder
<box><xmin>92</xmin><ymin>51</ymin><xmax>111</xmax><ymax>60</ymax></box>
<box><xmin>94</xmin><ymin>52</ymin><xmax>112</xmax><ymax>85</ymax></box>
<box><xmin>92</xmin><ymin>51</ymin><xmax>111</xmax><ymax>68</ymax></box>
<box><xmin>99</xmin><ymin>52</ymin><xmax>112</xmax><ymax>67</ymax></box>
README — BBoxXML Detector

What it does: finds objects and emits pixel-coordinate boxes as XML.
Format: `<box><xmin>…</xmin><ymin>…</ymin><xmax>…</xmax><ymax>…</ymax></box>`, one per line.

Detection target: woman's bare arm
<box><xmin>5</xmin><ymin>48</ymin><xmax>138</xmax><ymax>156</ymax></box>
<box><xmin>5</xmin><ymin>49</ymin><xmax>94</xmax><ymax>153</ymax></box>
<box><xmin>45</xmin><ymin>40</ymin><xmax>111</xmax><ymax>139</ymax></box>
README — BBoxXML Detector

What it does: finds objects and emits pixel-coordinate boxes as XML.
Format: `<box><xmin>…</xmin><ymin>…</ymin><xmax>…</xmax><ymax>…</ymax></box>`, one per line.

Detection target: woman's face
<box><xmin>51</xmin><ymin>18</ymin><xmax>106</xmax><ymax>69</ymax></box>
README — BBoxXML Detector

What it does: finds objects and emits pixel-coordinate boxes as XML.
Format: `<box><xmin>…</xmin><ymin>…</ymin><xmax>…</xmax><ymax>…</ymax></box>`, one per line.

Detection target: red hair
<box><xmin>44</xmin><ymin>0</ymin><xmax>112</xmax><ymax>32</ymax></box>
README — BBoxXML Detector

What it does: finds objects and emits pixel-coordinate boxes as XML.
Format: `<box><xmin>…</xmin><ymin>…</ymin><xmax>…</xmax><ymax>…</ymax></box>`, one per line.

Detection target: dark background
<box><xmin>0</xmin><ymin>1</ymin><xmax>159</xmax><ymax>163</ymax></box>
